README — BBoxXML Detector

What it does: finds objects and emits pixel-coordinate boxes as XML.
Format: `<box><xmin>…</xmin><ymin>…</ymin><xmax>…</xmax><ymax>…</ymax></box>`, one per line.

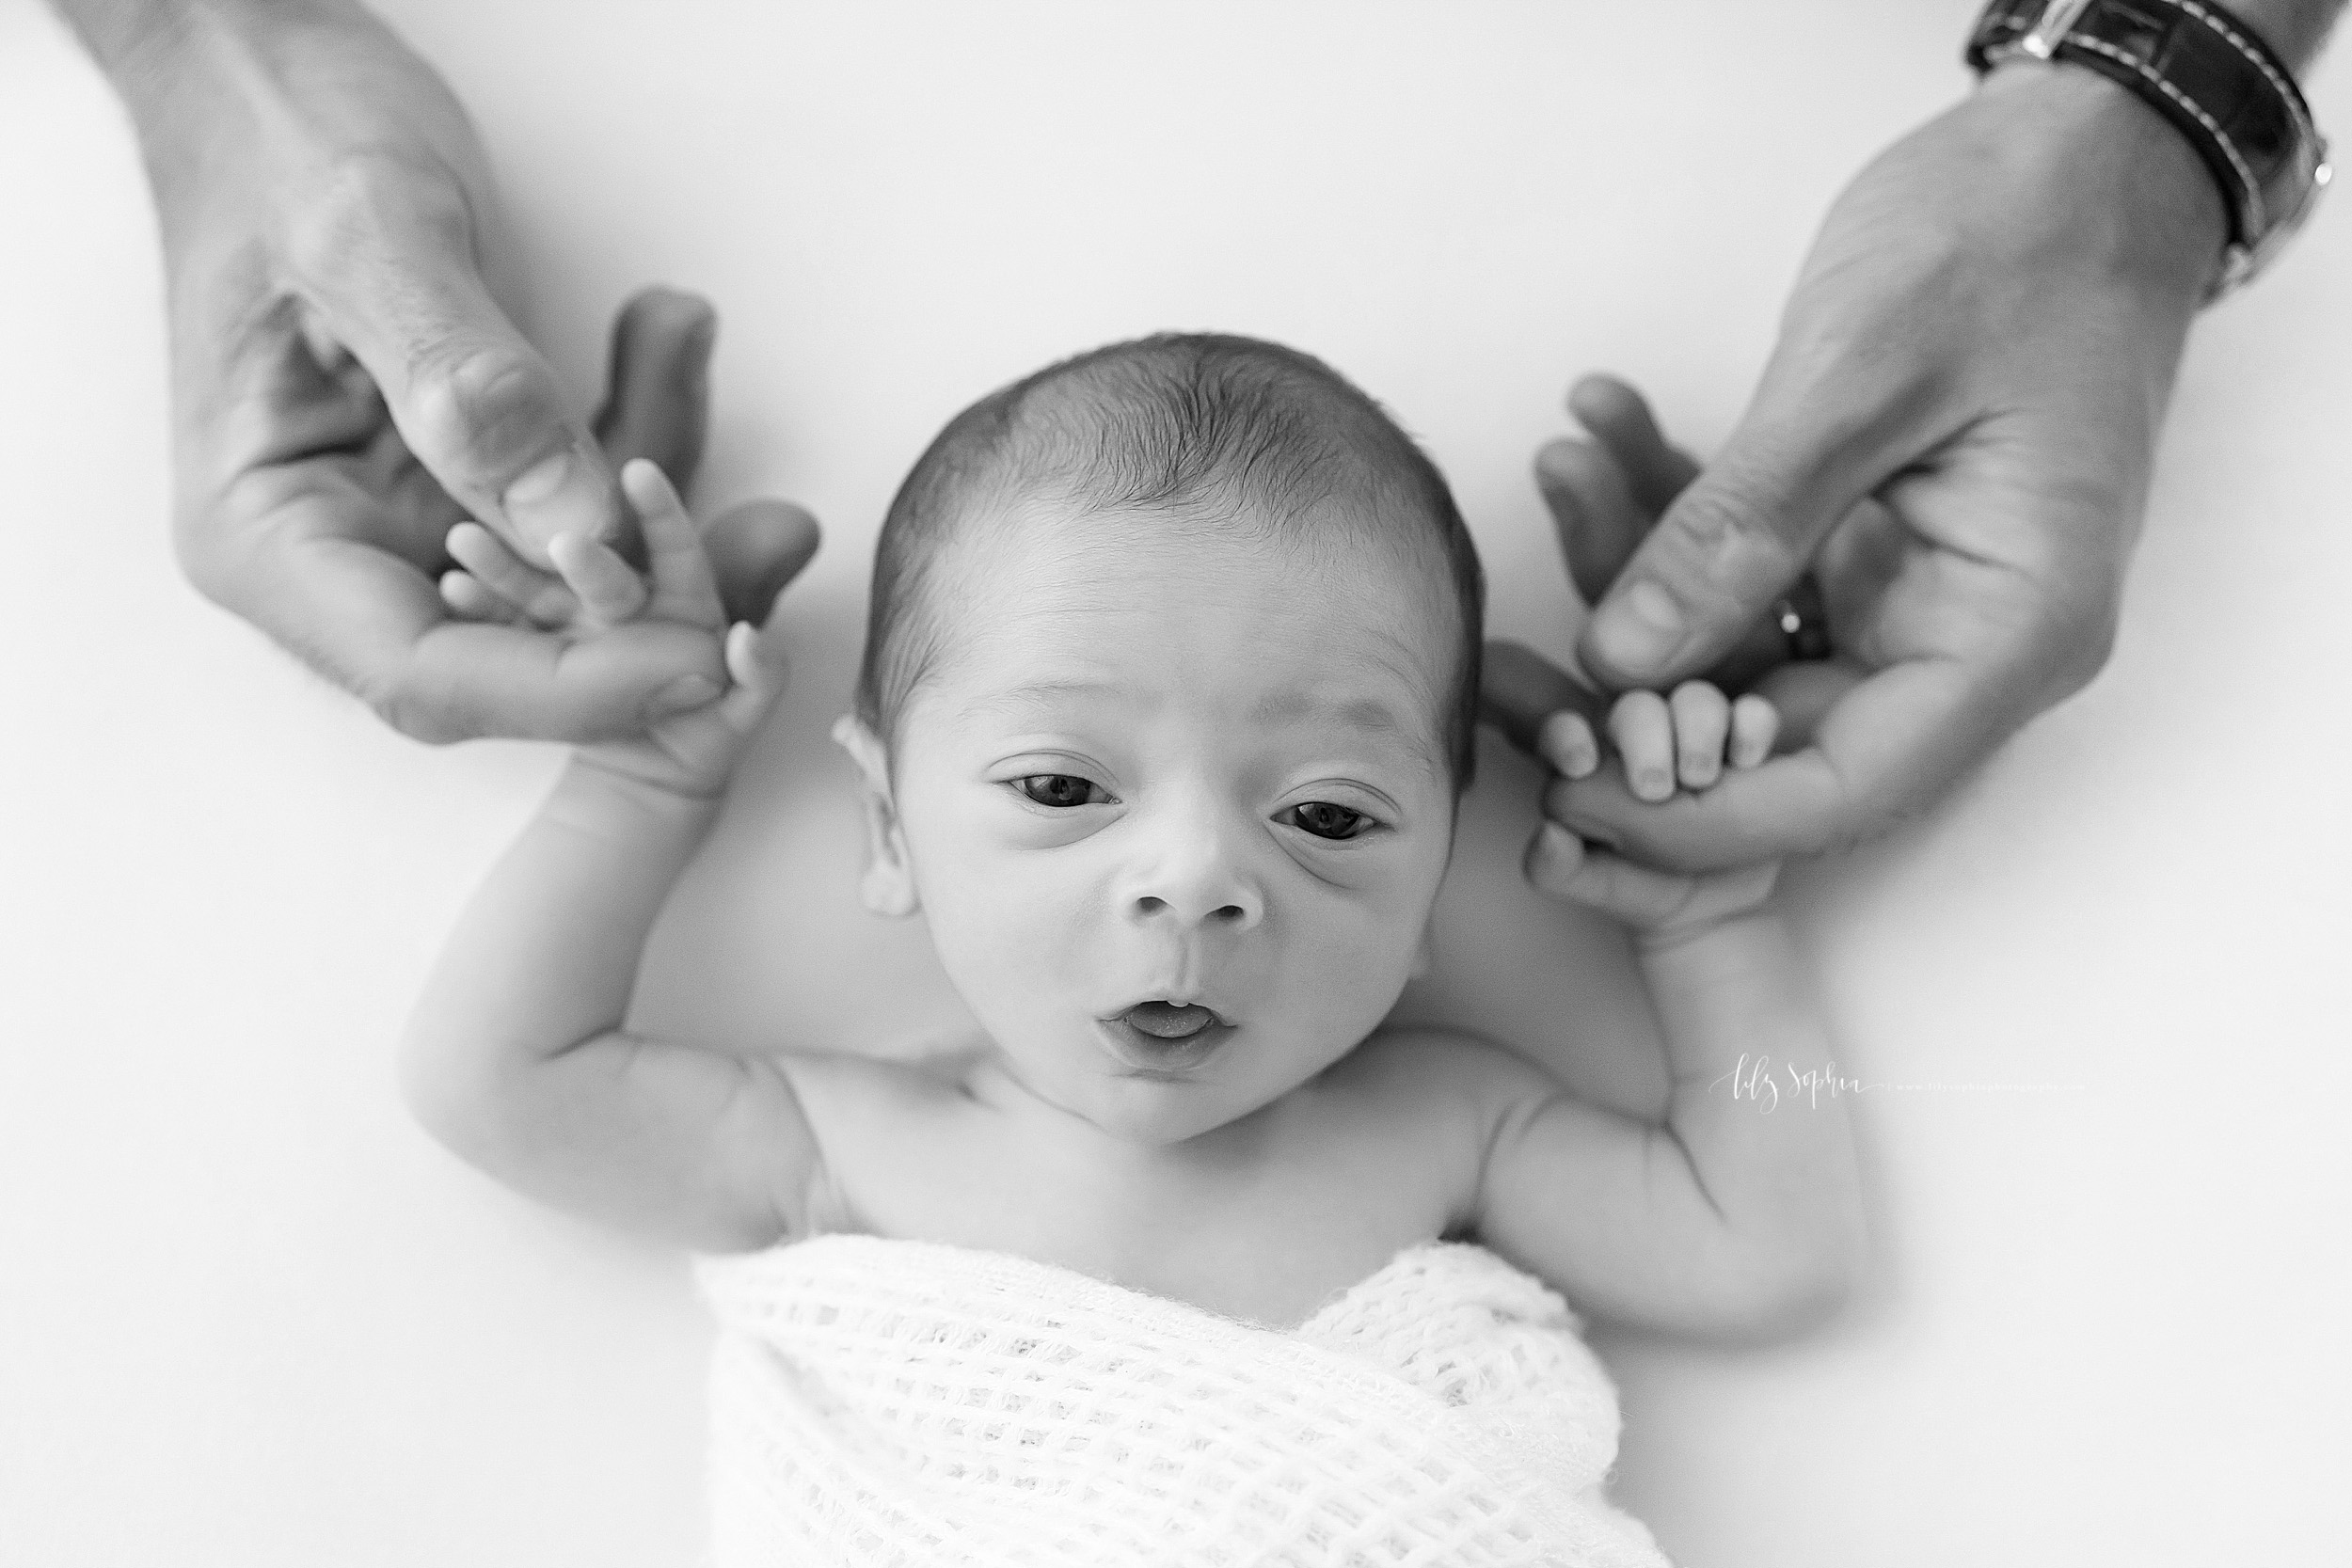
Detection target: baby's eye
<box><xmin>1283</xmin><ymin>801</ymin><xmax>1374</xmax><ymax>842</ymax></box>
<box><xmin>1012</xmin><ymin>774</ymin><xmax>1109</xmax><ymax>809</ymax></box>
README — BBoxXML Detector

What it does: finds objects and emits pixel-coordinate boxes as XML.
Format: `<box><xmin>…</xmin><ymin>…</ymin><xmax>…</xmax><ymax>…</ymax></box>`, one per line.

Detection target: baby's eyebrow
<box><xmin>966</xmin><ymin>679</ymin><xmax>1440</xmax><ymax>777</ymax></box>
<box><xmin>961</xmin><ymin>678</ymin><xmax>1120</xmax><ymax>721</ymax></box>
<box><xmin>1248</xmin><ymin>689</ymin><xmax>1409</xmax><ymax>736</ymax></box>
<box><xmin>1252</xmin><ymin>688</ymin><xmax>1447</xmax><ymax>781</ymax></box>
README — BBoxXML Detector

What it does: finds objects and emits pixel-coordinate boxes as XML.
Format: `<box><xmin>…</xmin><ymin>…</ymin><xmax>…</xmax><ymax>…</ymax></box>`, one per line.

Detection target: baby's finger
<box><xmin>1525</xmin><ymin>819</ymin><xmax>1593</xmax><ymax>900</ymax></box>
<box><xmin>621</xmin><ymin>458</ymin><xmax>723</xmax><ymax>624</ymax></box>
<box><xmin>1525</xmin><ymin>822</ymin><xmax>1688</xmax><ymax>925</ymax></box>
<box><xmin>448</xmin><ymin>521</ymin><xmax>580</xmax><ymax>627</ymax></box>
<box><xmin>1608</xmin><ymin>689</ymin><xmax>1676</xmax><ymax>802</ymax></box>
<box><xmin>548</xmin><ymin>531</ymin><xmax>652</xmax><ymax>625</ymax></box>
<box><xmin>1537</xmin><ymin>710</ymin><xmax>1600</xmax><ymax>780</ymax></box>
<box><xmin>1669</xmin><ymin>681</ymin><xmax>1731</xmax><ymax>790</ymax></box>
<box><xmin>438</xmin><ymin>568</ymin><xmax>523</xmax><ymax>626</ymax></box>
<box><xmin>1730</xmin><ymin>694</ymin><xmax>1781</xmax><ymax>768</ymax></box>
<box><xmin>715</xmin><ymin>620</ymin><xmax>791</xmax><ymax>732</ymax></box>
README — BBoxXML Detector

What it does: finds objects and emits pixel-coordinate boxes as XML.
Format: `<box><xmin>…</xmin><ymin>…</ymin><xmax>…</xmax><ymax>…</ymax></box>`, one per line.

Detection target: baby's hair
<box><xmin>854</xmin><ymin>332</ymin><xmax>1486</xmax><ymax>792</ymax></box>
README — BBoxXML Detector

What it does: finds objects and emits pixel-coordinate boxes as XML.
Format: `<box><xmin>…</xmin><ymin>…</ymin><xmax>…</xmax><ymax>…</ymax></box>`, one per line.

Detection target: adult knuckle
<box><xmin>1659</xmin><ymin>472</ymin><xmax>1811</xmax><ymax>606</ymax></box>
<box><xmin>1661</xmin><ymin>482</ymin><xmax>1767</xmax><ymax>560</ymax></box>
<box><xmin>407</xmin><ymin>343</ymin><xmax>549</xmax><ymax>475</ymax></box>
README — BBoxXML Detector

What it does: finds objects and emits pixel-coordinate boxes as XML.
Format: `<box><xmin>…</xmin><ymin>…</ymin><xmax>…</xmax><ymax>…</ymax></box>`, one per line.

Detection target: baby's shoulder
<box><xmin>772</xmin><ymin>1039</ymin><xmax>976</xmax><ymax>1134</ymax></box>
<box><xmin>1311</xmin><ymin>1025</ymin><xmax>1557</xmax><ymax>1161</ymax></box>
<box><xmin>1328</xmin><ymin>1023</ymin><xmax>1553</xmax><ymax>1101</ymax></box>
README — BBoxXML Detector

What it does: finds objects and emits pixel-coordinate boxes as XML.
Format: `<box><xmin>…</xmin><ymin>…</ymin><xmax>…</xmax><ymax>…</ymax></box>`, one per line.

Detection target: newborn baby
<box><xmin>405</xmin><ymin>334</ymin><xmax>1865</xmax><ymax>1565</ymax></box>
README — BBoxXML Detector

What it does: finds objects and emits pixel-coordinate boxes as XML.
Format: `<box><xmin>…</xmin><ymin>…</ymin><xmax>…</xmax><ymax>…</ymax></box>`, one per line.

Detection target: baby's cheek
<box><xmin>926</xmin><ymin>854</ymin><xmax>1093</xmax><ymax>1021</ymax></box>
<box><xmin>1279</xmin><ymin>908</ymin><xmax>1422</xmax><ymax>1049</ymax></box>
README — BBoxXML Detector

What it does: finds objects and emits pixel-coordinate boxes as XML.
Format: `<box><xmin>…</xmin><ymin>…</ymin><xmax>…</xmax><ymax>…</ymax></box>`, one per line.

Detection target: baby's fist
<box><xmin>1540</xmin><ymin>681</ymin><xmax>1777</xmax><ymax>804</ymax></box>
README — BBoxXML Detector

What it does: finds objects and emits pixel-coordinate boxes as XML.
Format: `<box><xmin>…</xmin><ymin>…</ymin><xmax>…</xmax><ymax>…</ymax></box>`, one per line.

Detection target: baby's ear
<box><xmin>830</xmin><ymin>714</ymin><xmax>919</xmax><ymax>917</ymax></box>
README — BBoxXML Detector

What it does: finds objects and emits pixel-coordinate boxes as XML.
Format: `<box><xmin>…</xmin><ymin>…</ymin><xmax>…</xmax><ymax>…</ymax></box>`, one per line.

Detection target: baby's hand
<box><xmin>438</xmin><ymin>481</ymin><xmax>658</xmax><ymax>636</ymax></box>
<box><xmin>1536</xmin><ymin>681</ymin><xmax>1779</xmax><ymax>804</ymax></box>
<box><xmin>1524</xmin><ymin>825</ymin><xmax>1777</xmax><ymax>945</ymax></box>
<box><xmin>441</xmin><ymin>460</ymin><xmax>796</xmax><ymax>800</ymax></box>
<box><xmin>1524</xmin><ymin>682</ymin><xmax>1781</xmax><ymax>942</ymax></box>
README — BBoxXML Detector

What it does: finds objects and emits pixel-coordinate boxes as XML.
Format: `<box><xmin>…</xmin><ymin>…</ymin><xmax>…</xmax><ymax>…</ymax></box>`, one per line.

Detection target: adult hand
<box><xmin>66</xmin><ymin>0</ymin><xmax>815</xmax><ymax>742</ymax></box>
<box><xmin>1487</xmin><ymin>64</ymin><xmax>2230</xmax><ymax>871</ymax></box>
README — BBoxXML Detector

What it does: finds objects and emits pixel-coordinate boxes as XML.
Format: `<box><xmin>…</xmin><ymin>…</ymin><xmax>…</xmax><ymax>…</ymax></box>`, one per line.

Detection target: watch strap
<box><xmin>1967</xmin><ymin>0</ymin><xmax>2332</xmax><ymax>296</ymax></box>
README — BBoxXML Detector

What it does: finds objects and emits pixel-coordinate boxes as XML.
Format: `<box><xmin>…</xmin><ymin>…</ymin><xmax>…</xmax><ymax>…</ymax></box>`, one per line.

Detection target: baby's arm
<box><xmin>1472</xmin><ymin>685</ymin><xmax>1867</xmax><ymax>1340</ymax></box>
<box><xmin>401</xmin><ymin>463</ymin><xmax>818</xmax><ymax>1252</ymax></box>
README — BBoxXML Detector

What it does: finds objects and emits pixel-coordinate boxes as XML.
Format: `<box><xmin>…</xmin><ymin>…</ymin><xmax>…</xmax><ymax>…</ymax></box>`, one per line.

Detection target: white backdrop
<box><xmin>4</xmin><ymin>2</ymin><xmax>2347</xmax><ymax>1563</ymax></box>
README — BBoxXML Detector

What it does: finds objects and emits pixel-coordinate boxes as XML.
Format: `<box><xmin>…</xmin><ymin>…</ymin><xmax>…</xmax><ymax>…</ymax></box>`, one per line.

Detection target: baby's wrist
<box><xmin>1632</xmin><ymin>898</ymin><xmax>1781</xmax><ymax>961</ymax></box>
<box><xmin>552</xmin><ymin>754</ymin><xmax>728</xmax><ymax>837</ymax></box>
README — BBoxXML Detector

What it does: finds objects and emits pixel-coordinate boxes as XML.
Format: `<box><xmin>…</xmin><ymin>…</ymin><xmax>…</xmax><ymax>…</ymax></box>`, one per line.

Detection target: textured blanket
<box><xmin>693</xmin><ymin>1235</ymin><xmax>1671</xmax><ymax>1567</ymax></box>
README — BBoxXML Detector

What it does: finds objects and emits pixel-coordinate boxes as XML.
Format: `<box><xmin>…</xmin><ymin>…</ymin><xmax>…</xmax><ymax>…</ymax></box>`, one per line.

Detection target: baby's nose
<box><xmin>1121</xmin><ymin>809</ymin><xmax>1264</xmax><ymax>932</ymax></box>
<box><xmin>1130</xmin><ymin>891</ymin><xmax>1257</xmax><ymax>929</ymax></box>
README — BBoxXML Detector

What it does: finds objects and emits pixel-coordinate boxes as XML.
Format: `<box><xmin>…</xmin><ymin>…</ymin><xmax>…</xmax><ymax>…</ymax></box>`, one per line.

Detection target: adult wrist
<box><xmin>79</xmin><ymin>0</ymin><xmax>438</xmax><ymax>246</ymax></box>
<box><xmin>1976</xmin><ymin>60</ymin><xmax>2230</xmax><ymax>305</ymax></box>
<box><xmin>58</xmin><ymin>0</ymin><xmax>351</xmax><ymax>87</ymax></box>
<box><xmin>1968</xmin><ymin>0</ymin><xmax>2332</xmax><ymax>300</ymax></box>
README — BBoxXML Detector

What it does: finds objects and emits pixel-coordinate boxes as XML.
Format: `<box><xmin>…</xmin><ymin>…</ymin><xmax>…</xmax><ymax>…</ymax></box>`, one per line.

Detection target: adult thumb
<box><xmin>289</xmin><ymin>158</ymin><xmax>614</xmax><ymax>566</ymax></box>
<box><xmin>1576</xmin><ymin>363</ymin><xmax>1928</xmax><ymax>689</ymax></box>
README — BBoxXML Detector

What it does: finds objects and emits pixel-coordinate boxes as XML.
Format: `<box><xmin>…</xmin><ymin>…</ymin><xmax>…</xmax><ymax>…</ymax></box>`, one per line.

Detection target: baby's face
<box><xmin>873</xmin><ymin>500</ymin><xmax>1460</xmax><ymax>1146</ymax></box>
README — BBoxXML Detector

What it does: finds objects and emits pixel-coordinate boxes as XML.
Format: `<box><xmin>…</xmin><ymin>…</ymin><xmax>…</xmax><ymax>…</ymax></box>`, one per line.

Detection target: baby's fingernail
<box><xmin>504</xmin><ymin>448</ymin><xmax>606</xmax><ymax>550</ymax></box>
<box><xmin>1537</xmin><ymin>714</ymin><xmax>1590</xmax><ymax>777</ymax></box>
<box><xmin>651</xmin><ymin>674</ymin><xmax>722</xmax><ymax>714</ymax></box>
<box><xmin>1593</xmin><ymin>581</ymin><xmax>1684</xmax><ymax>673</ymax></box>
<box><xmin>1637</xmin><ymin>768</ymin><xmax>1673</xmax><ymax>801</ymax></box>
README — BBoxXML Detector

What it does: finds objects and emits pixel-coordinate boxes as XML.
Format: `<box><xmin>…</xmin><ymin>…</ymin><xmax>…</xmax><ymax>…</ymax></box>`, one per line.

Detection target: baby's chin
<box><xmin>1078</xmin><ymin>1080</ymin><xmax>1272</xmax><ymax>1148</ymax></box>
<box><xmin>1036</xmin><ymin>1043</ymin><xmax>1342</xmax><ymax>1149</ymax></box>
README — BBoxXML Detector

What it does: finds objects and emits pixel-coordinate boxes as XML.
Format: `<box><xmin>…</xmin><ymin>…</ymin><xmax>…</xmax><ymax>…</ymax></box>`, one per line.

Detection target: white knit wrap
<box><xmin>693</xmin><ymin>1235</ymin><xmax>1671</xmax><ymax>1567</ymax></box>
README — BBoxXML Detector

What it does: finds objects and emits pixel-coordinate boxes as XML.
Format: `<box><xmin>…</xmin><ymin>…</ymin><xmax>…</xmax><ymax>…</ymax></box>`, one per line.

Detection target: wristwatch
<box><xmin>1966</xmin><ymin>0</ymin><xmax>2332</xmax><ymax>298</ymax></box>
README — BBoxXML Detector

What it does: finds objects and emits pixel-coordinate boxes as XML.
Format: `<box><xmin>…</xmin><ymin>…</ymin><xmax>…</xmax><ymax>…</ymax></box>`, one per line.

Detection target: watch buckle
<box><xmin>2018</xmin><ymin>0</ymin><xmax>2096</xmax><ymax>59</ymax></box>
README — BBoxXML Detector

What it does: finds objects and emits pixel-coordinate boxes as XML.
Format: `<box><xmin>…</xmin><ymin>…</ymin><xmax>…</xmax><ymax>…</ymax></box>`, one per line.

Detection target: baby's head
<box><xmin>834</xmin><ymin>333</ymin><xmax>1483</xmax><ymax>1144</ymax></box>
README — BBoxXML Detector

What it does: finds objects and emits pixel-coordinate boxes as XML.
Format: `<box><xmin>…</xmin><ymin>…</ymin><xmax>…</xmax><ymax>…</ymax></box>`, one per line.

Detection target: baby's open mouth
<box><xmin>1096</xmin><ymin>1000</ymin><xmax>1234</xmax><ymax>1074</ymax></box>
<box><xmin>1122</xmin><ymin>1000</ymin><xmax>1220</xmax><ymax>1039</ymax></box>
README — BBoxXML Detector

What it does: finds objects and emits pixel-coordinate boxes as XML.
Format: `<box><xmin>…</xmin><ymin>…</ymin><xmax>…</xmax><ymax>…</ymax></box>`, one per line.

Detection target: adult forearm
<box><xmin>52</xmin><ymin>0</ymin><xmax>355</xmax><ymax>79</ymax></box>
<box><xmin>48</xmin><ymin>0</ymin><xmax>429</xmax><ymax>236</ymax></box>
<box><xmin>51</xmin><ymin>0</ymin><xmax>200</xmax><ymax>73</ymax></box>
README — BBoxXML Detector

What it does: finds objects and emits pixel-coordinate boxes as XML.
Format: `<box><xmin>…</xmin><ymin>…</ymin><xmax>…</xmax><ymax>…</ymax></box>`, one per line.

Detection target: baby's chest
<box><xmin>792</xmin><ymin>1064</ymin><xmax>1471</xmax><ymax>1330</ymax></box>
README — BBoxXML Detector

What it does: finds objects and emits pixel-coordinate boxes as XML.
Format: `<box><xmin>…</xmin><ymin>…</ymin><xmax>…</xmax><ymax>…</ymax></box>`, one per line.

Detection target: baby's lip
<box><xmin>1101</xmin><ymin>996</ymin><xmax>1232</xmax><ymax>1028</ymax></box>
<box><xmin>1094</xmin><ymin>1006</ymin><xmax>1236</xmax><ymax>1074</ymax></box>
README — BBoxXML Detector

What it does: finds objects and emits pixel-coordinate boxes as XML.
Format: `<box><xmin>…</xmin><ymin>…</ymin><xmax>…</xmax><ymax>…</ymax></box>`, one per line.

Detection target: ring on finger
<box><xmin>1772</xmin><ymin>576</ymin><xmax>1833</xmax><ymax>662</ymax></box>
